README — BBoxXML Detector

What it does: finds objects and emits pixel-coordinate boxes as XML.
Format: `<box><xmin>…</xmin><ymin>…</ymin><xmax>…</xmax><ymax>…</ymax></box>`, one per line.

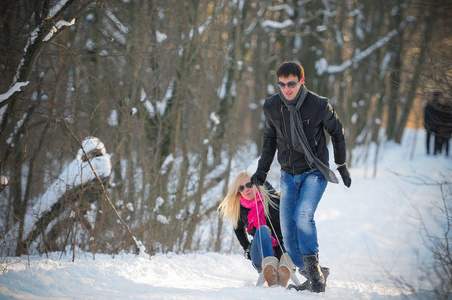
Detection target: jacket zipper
<box><xmin>280</xmin><ymin>105</ymin><xmax>295</xmax><ymax>174</ymax></box>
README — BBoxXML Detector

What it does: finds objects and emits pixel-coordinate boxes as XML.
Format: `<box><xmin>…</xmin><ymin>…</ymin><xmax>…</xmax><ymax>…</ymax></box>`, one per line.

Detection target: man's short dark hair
<box><xmin>277</xmin><ymin>61</ymin><xmax>304</xmax><ymax>80</ymax></box>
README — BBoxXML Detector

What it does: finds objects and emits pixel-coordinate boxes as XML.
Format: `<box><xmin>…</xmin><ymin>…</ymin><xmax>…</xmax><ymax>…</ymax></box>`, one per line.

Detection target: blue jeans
<box><xmin>250</xmin><ymin>226</ymin><xmax>274</xmax><ymax>271</ymax></box>
<box><xmin>280</xmin><ymin>169</ymin><xmax>327</xmax><ymax>270</ymax></box>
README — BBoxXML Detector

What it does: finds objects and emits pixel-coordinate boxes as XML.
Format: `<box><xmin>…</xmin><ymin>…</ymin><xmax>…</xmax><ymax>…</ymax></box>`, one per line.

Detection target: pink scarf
<box><xmin>240</xmin><ymin>192</ymin><xmax>278</xmax><ymax>247</ymax></box>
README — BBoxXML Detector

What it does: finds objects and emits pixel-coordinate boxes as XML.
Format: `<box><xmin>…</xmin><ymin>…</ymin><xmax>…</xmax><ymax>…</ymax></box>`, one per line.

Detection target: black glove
<box><xmin>337</xmin><ymin>164</ymin><xmax>351</xmax><ymax>188</ymax></box>
<box><xmin>244</xmin><ymin>244</ymin><xmax>251</xmax><ymax>260</ymax></box>
<box><xmin>250</xmin><ymin>170</ymin><xmax>267</xmax><ymax>186</ymax></box>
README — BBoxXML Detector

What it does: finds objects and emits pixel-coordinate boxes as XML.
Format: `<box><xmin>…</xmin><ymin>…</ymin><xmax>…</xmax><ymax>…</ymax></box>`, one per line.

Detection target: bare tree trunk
<box><xmin>15</xmin><ymin>122</ymin><xmax>50</xmax><ymax>255</ymax></box>
<box><xmin>386</xmin><ymin>0</ymin><xmax>405</xmax><ymax>141</ymax></box>
<box><xmin>394</xmin><ymin>2</ymin><xmax>437</xmax><ymax>143</ymax></box>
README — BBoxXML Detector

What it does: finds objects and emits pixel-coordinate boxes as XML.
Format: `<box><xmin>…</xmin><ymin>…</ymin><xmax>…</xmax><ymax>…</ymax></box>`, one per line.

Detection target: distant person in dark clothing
<box><xmin>424</xmin><ymin>91</ymin><xmax>452</xmax><ymax>157</ymax></box>
<box><xmin>433</xmin><ymin>93</ymin><xmax>452</xmax><ymax>156</ymax></box>
<box><xmin>423</xmin><ymin>92</ymin><xmax>439</xmax><ymax>155</ymax></box>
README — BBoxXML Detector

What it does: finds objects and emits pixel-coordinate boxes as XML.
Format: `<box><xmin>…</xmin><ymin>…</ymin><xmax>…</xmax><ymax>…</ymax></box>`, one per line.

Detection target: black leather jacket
<box><xmin>234</xmin><ymin>182</ymin><xmax>283</xmax><ymax>253</ymax></box>
<box><xmin>257</xmin><ymin>89</ymin><xmax>346</xmax><ymax>175</ymax></box>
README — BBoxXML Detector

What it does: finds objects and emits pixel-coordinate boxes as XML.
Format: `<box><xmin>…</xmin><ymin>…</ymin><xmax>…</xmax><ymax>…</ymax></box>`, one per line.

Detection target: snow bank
<box><xmin>22</xmin><ymin>137</ymin><xmax>111</xmax><ymax>237</ymax></box>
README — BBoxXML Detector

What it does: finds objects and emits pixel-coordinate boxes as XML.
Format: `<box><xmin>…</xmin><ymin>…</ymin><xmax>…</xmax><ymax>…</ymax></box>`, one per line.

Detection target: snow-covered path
<box><xmin>0</xmin><ymin>252</ymin><xmax>405</xmax><ymax>299</ymax></box>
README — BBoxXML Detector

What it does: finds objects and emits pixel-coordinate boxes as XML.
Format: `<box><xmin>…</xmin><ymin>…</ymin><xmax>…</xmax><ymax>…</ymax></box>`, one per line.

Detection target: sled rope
<box><xmin>253</xmin><ymin>186</ymin><xmax>265</xmax><ymax>263</ymax></box>
<box><xmin>255</xmin><ymin>187</ymin><xmax>285</xmax><ymax>255</ymax></box>
<box><xmin>253</xmin><ymin>186</ymin><xmax>285</xmax><ymax>261</ymax></box>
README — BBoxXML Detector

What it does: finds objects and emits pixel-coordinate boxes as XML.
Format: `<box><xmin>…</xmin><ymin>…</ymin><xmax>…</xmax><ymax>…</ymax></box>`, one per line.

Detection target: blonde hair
<box><xmin>218</xmin><ymin>170</ymin><xmax>276</xmax><ymax>229</ymax></box>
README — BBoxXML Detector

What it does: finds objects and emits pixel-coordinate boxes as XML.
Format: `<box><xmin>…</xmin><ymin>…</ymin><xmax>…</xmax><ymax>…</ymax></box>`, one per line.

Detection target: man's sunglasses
<box><xmin>277</xmin><ymin>80</ymin><xmax>299</xmax><ymax>88</ymax></box>
<box><xmin>238</xmin><ymin>182</ymin><xmax>253</xmax><ymax>192</ymax></box>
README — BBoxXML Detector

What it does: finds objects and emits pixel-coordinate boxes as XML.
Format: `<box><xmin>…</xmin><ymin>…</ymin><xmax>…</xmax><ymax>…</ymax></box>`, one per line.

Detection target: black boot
<box><xmin>302</xmin><ymin>254</ymin><xmax>326</xmax><ymax>293</ymax></box>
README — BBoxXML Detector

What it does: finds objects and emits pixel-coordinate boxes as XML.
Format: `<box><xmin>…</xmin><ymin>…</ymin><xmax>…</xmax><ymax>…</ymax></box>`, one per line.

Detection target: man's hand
<box><xmin>337</xmin><ymin>165</ymin><xmax>351</xmax><ymax>188</ymax></box>
<box><xmin>250</xmin><ymin>170</ymin><xmax>267</xmax><ymax>186</ymax></box>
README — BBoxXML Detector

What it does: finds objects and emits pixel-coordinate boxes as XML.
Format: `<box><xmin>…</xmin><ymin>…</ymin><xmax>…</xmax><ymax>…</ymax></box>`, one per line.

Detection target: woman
<box><xmin>218</xmin><ymin>170</ymin><xmax>295</xmax><ymax>287</ymax></box>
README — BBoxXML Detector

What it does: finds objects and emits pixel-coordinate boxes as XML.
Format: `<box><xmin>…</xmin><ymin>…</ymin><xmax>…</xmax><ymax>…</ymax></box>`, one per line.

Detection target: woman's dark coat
<box><xmin>234</xmin><ymin>182</ymin><xmax>283</xmax><ymax>255</ymax></box>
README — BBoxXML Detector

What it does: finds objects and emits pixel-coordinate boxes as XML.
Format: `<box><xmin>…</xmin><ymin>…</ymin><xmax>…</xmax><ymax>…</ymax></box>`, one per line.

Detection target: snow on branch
<box><xmin>76</xmin><ymin>136</ymin><xmax>108</xmax><ymax>161</ymax></box>
<box><xmin>43</xmin><ymin>18</ymin><xmax>76</xmax><ymax>42</ymax></box>
<box><xmin>261</xmin><ymin>19</ymin><xmax>294</xmax><ymax>29</ymax></box>
<box><xmin>198</xmin><ymin>17</ymin><xmax>212</xmax><ymax>36</ymax></box>
<box><xmin>316</xmin><ymin>16</ymin><xmax>415</xmax><ymax>76</ymax></box>
<box><xmin>105</xmin><ymin>10</ymin><xmax>129</xmax><ymax>35</ymax></box>
<box><xmin>244</xmin><ymin>8</ymin><xmax>265</xmax><ymax>35</ymax></box>
<box><xmin>0</xmin><ymin>82</ymin><xmax>29</xmax><ymax>103</ymax></box>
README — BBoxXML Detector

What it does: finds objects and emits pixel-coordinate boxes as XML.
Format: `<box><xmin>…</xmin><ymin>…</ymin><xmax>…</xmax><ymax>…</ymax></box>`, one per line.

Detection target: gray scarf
<box><xmin>279</xmin><ymin>85</ymin><xmax>339</xmax><ymax>183</ymax></box>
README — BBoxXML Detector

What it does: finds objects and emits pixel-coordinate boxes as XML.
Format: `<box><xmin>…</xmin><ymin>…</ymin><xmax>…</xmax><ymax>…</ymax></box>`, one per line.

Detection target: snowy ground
<box><xmin>1</xmin><ymin>129</ymin><xmax>450</xmax><ymax>299</ymax></box>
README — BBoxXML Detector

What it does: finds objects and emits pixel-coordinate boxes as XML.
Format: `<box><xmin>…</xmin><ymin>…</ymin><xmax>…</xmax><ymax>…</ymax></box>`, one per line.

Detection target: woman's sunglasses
<box><xmin>277</xmin><ymin>80</ymin><xmax>298</xmax><ymax>88</ymax></box>
<box><xmin>238</xmin><ymin>182</ymin><xmax>253</xmax><ymax>192</ymax></box>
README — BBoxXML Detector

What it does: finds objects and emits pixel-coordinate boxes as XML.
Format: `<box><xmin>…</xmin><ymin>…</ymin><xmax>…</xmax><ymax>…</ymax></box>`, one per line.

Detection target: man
<box><xmin>430</xmin><ymin>92</ymin><xmax>452</xmax><ymax>156</ymax></box>
<box><xmin>424</xmin><ymin>91</ymin><xmax>440</xmax><ymax>155</ymax></box>
<box><xmin>250</xmin><ymin>61</ymin><xmax>351</xmax><ymax>293</ymax></box>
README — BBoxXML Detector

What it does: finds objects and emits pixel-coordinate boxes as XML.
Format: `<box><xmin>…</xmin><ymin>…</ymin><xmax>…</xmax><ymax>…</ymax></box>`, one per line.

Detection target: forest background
<box><xmin>0</xmin><ymin>0</ymin><xmax>451</xmax><ymax>258</ymax></box>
